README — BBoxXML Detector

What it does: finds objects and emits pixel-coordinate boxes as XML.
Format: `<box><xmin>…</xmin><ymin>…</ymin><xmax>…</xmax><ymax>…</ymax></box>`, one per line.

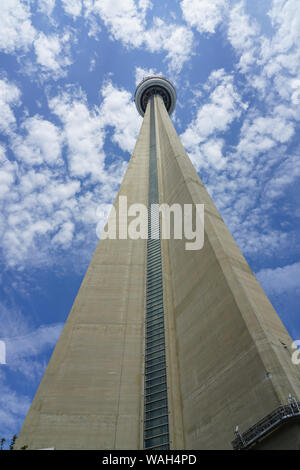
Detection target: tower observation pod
<box><xmin>134</xmin><ymin>76</ymin><xmax>177</xmax><ymax>117</ymax></box>
<box><xmin>16</xmin><ymin>76</ymin><xmax>300</xmax><ymax>450</ymax></box>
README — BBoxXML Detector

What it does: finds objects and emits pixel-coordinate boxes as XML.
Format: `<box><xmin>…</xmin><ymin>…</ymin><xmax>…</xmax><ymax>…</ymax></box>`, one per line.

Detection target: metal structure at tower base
<box><xmin>232</xmin><ymin>396</ymin><xmax>300</xmax><ymax>450</ymax></box>
<box><xmin>16</xmin><ymin>77</ymin><xmax>300</xmax><ymax>450</ymax></box>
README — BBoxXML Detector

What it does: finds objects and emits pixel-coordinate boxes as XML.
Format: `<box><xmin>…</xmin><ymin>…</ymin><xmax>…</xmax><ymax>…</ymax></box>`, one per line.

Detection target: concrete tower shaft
<box><xmin>16</xmin><ymin>79</ymin><xmax>300</xmax><ymax>450</ymax></box>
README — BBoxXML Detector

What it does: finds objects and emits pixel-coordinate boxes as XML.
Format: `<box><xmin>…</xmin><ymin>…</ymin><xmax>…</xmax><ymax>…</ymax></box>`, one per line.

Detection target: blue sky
<box><xmin>0</xmin><ymin>0</ymin><xmax>300</xmax><ymax>444</ymax></box>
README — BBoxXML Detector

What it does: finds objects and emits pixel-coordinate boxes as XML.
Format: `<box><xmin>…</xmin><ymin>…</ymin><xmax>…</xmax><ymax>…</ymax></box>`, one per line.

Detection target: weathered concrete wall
<box><xmin>155</xmin><ymin>94</ymin><xmax>300</xmax><ymax>450</ymax></box>
<box><xmin>155</xmin><ymin>97</ymin><xmax>185</xmax><ymax>450</ymax></box>
<box><xmin>16</xmin><ymin>107</ymin><xmax>150</xmax><ymax>450</ymax></box>
<box><xmin>252</xmin><ymin>422</ymin><xmax>300</xmax><ymax>450</ymax></box>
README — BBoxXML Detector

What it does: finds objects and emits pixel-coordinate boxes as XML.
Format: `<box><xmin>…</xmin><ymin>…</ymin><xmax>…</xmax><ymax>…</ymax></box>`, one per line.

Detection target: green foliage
<box><xmin>9</xmin><ymin>434</ymin><xmax>17</xmax><ymax>450</ymax></box>
<box><xmin>0</xmin><ymin>434</ymin><xmax>29</xmax><ymax>450</ymax></box>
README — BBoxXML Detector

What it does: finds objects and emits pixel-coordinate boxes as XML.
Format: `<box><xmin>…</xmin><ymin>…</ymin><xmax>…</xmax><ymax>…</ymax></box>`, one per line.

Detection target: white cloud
<box><xmin>227</xmin><ymin>0</ymin><xmax>300</xmax><ymax>99</ymax></box>
<box><xmin>176</xmin><ymin>2</ymin><xmax>300</xmax><ymax>261</ymax></box>
<box><xmin>93</xmin><ymin>0</ymin><xmax>146</xmax><ymax>47</ymax></box>
<box><xmin>0</xmin><ymin>81</ymin><xmax>140</xmax><ymax>267</ymax></box>
<box><xmin>0</xmin><ymin>0</ymin><xmax>36</xmax><ymax>54</ymax></box>
<box><xmin>181</xmin><ymin>0</ymin><xmax>227</xmax><ymax>34</ymax></box>
<box><xmin>0</xmin><ymin>302</ymin><xmax>64</xmax><ymax>438</ymax></box>
<box><xmin>228</xmin><ymin>5</ymin><xmax>255</xmax><ymax>50</ymax></box>
<box><xmin>137</xmin><ymin>0</ymin><xmax>152</xmax><ymax>13</ymax></box>
<box><xmin>201</xmin><ymin>139</ymin><xmax>225</xmax><ymax>169</ymax></box>
<box><xmin>90</xmin><ymin>0</ymin><xmax>193</xmax><ymax>72</ymax></box>
<box><xmin>155</xmin><ymin>21</ymin><xmax>194</xmax><ymax>73</ymax></box>
<box><xmin>143</xmin><ymin>18</ymin><xmax>194</xmax><ymax>72</ymax></box>
<box><xmin>135</xmin><ymin>66</ymin><xmax>158</xmax><ymax>85</ymax></box>
<box><xmin>256</xmin><ymin>262</ymin><xmax>300</xmax><ymax>295</ymax></box>
<box><xmin>0</xmin><ymin>3</ymin><xmax>73</xmax><ymax>78</ymax></box>
<box><xmin>12</xmin><ymin>116</ymin><xmax>63</xmax><ymax>166</ymax></box>
<box><xmin>49</xmin><ymin>91</ymin><xmax>106</xmax><ymax>180</ymax></box>
<box><xmin>0</xmin><ymin>78</ymin><xmax>21</xmax><ymax>134</ymax></box>
<box><xmin>100</xmin><ymin>81</ymin><xmax>141</xmax><ymax>153</ymax></box>
<box><xmin>50</xmin><ymin>81</ymin><xmax>139</xmax><ymax>178</ymax></box>
<box><xmin>0</xmin><ymin>156</ymin><xmax>83</xmax><ymax>266</ymax></box>
<box><xmin>86</xmin><ymin>16</ymin><xmax>102</xmax><ymax>39</ymax></box>
<box><xmin>181</xmin><ymin>69</ymin><xmax>246</xmax><ymax>169</ymax></box>
<box><xmin>61</xmin><ymin>0</ymin><xmax>82</xmax><ymax>18</ymax></box>
<box><xmin>37</xmin><ymin>0</ymin><xmax>56</xmax><ymax>16</ymax></box>
<box><xmin>236</xmin><ymin>114</ymin><xmax>294</xmax><ymax>162</ymax></box>
<box><xmin>180</xmin><ymin>47</ymin><xmax>300</xmax><ymax>260</ymax></box>
<box><xmin>5</xmin><ymin>323</ymin><xmax>64</xmax><ymax>368</ymax></box>
<box><xmin>52</xmin><ymin>221</ymin><xmax>75</xmax><ymax>247</ymax></box>
<box><xmin>0</xmin><ymin>145</ymin><xmax>17</xmax><ymax>199</ymax></box>
<box><xmin>0</xmin><ymin>372</ymin><xmax>31</xmax><ymax>440</ymax></box>
<box><xmin>261</xmin><ymin>153</ymin><xmax>300</xmax><ymax>202</ymax></box>
<box><xmin>268</xmin><ymin>0</ymin><xmax>300</xmax><ymax>55</ymax></box>
<box><xmin>34</xmin><ymin>32</ymin><xmax>73</xmax><ymax>78</ymax></box>
<box><xmin>89</xmin><ymin>57</ymin><xmax>96</xmax><ymax>71</ymax></box>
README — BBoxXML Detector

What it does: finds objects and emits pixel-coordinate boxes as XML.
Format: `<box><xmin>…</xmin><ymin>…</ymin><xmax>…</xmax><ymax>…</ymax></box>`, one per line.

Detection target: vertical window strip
<box><xmin>144</xmin><ymin>97</ymin><xmax>169</xmax><ymax>450</ymax></box>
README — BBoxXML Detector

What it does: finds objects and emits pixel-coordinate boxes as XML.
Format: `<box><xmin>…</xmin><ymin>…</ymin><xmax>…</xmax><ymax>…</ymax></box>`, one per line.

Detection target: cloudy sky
<box><xmin>0</xmin><ymin>0</ymin><xmax>300</xmax><ymax>444</ymax></box>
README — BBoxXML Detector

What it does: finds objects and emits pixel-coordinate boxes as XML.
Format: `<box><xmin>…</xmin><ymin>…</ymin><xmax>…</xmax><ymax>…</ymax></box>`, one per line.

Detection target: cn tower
<box><xmin>16</xmin><ymin>77</ymin><xmax>300</xmax><ymax>450</ymax></box>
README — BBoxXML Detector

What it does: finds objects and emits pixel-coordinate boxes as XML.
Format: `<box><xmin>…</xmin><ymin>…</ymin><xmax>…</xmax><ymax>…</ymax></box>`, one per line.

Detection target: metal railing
<box><xmin>232</xmin><ymin>395</ymin><xmax>300</xmax><ymax>450</ymax></box>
